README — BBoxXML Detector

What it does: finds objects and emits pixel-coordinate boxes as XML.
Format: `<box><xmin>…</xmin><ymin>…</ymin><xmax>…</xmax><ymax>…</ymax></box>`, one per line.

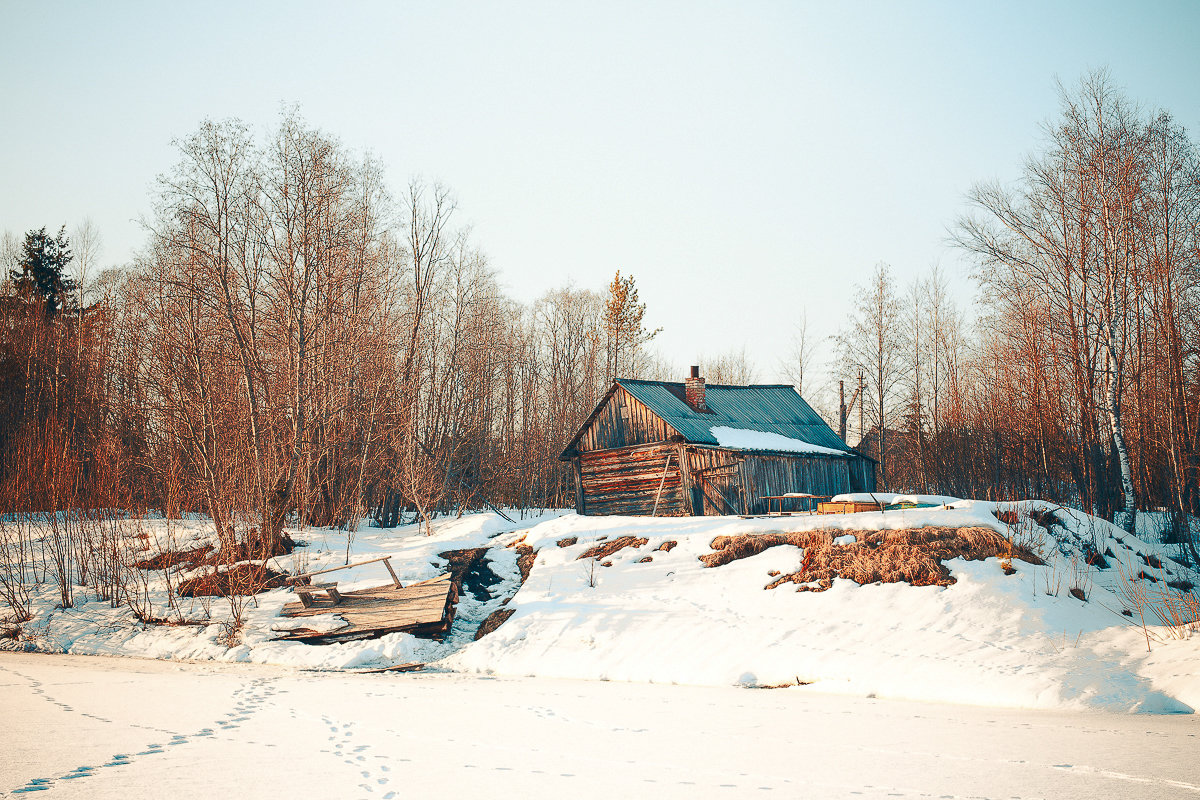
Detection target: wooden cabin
<box><xmin>560</xmin><ymin>368</ymin><xmax>877</xmax><ymax>516</ymax></box>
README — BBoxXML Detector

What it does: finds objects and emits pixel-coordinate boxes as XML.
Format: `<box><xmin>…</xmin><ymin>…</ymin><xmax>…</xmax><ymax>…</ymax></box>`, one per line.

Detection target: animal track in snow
<box><xmin>4</xmin><ymin>668</ymin><xmax>279</xmax><ymax>795</ymax></box>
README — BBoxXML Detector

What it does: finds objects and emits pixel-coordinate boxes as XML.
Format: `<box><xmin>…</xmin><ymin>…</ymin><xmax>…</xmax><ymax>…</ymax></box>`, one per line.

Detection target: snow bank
<box><xmin>5</xmin><ymin>501</ymin><xmax>1200</xmax><ymax>714</ymax></box>
<box><xmin>709</xmin><ymin>425</ymin><xmax>848</xmax><ymax>455</ymax></box>
<box><xmin>2</xmin><ymin>510</ymin><xmax>568</xmax><ymax>673</ymax></box>
<box><xmin>446</xmin><ymin>501</ymin><xmax>1200</xmax><ymax>713</ymax></box>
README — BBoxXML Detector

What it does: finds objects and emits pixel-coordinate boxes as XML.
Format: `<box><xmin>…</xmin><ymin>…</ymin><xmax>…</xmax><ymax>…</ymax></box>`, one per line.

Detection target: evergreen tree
<box><xmin>11</xmin><ymin>226</ymin><xmax>75</xmax><ymax>317</ymax></box>
<box><xmin>603</xmin><ymin>271</ymin><xmax>660</xmax><ymax>381</ymax></box>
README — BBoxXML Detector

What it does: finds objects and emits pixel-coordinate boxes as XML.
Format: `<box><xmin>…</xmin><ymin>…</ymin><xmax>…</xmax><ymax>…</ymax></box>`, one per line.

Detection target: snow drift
<box><xmin>3</xmin><ymin>501</ymin><xmax>1199</xmax><ymax>714</ymax></box>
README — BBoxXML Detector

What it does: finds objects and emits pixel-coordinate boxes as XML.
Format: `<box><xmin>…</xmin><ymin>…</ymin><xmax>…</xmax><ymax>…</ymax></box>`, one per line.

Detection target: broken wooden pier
<box><xmin>274</xmin><ymin>557</ymin><xmax>460</xmax><ymax>644</ymax></box>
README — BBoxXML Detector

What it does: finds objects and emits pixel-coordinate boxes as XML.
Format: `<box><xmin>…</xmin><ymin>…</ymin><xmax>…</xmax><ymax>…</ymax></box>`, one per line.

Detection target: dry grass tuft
<box><xmin>701</xmin><ymin>532</ymin><xmax>827</xmax><ymax>568</ymax></box>
<box><xmin>578</xmin><ymin>536</ymin><xmax>648</xmax><ymax>561</ymax></box>
<box><xmin>556</xmin><ymin>537</ymin><xmax>578</xmax><ymax>548</ymax></box>
<box><xmin>750</xmin><ymin>677</ymin><xmax>813</xmax><ymax>689</ymax></box>
<box><xmin>656</xmin><ymin>540</ymin><xmax>678</xmax><ymax>552</ymax></box>
<box><xmin>637</xmin><ymin>556</ymin><xmax>653</xmax><ymax>563</ymax></box>
<box><xmin>703</xmin><ymin>526</ymin><xmax>1043</xmax><ymax>592</ymax></box>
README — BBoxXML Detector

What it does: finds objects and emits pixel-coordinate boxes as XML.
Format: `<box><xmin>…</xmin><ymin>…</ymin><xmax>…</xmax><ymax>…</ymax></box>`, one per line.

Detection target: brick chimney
<box><xmin>685</xmin><ymin>365</ymin><xmax>706</xmax><ymax>410</ymax></box>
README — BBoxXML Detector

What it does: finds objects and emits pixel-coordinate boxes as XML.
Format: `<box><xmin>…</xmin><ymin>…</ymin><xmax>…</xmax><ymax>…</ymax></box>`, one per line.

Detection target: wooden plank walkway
<box><xmin>274</xmin><ymin>574</ymin><xmax>459</xmax><ymax>643</ymax></box>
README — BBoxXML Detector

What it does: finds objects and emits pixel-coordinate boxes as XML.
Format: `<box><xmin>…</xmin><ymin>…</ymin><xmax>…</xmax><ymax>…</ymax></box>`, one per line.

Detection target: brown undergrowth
<box><xmin>702</xmin><ymin>527</ymin><xmax>1043</xmax><ymax>592</ymax></box>
<box><xmin>137</xmin><ymin>531</ymin><xmax>295</xmax><ymax>571</ymax></box>
<box><xmin>141</xmin><ymin>530</ymin><xmax>296</xmax><ymax>597</ymax></box>
<box><xmin>513</xmin><ymin>543</ymin><xmax>538</xmax><ymax>582</ymax></box>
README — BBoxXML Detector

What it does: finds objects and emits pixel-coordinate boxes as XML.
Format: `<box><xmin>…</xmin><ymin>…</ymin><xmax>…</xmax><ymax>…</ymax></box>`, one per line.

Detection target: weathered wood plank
<box><xmin>279</xmin><ymin>575</ymin><xmax>454</xmax><ymax>632</ymax></box>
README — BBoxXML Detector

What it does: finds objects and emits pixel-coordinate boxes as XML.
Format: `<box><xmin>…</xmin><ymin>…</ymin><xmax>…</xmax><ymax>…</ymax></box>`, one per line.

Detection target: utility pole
<box><xmin>839</xmin><ymin>381</ymin><xmax>846</xmax><ymax>442</ymax></box>
<box><xmin>839</xmin><ymin>374</ymin><xmax>864</xmax><ymax>445</ymax></box>
<box><xmin>858</xmin><ymin>370</ymin><xmax>865</xmax><ymax>448</ymax></box>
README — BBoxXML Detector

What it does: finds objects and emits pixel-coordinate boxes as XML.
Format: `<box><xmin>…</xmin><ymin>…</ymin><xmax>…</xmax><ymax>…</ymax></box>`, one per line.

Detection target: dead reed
<box><xmin>703</xmin><ymin>526</ymin><xmax>1043</xmax><ymax>592</ymax></box>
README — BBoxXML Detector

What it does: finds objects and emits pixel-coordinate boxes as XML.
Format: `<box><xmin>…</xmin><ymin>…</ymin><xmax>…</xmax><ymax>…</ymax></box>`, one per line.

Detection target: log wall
<box><xmin>578</xmin><ymin>444</ymin><xmax>687</xmax><ymax>516</ymax></box>
<box><xmin>573</xmin><ymin>438</ymin><xmax>875</xmax><ymax>517</ymax></box>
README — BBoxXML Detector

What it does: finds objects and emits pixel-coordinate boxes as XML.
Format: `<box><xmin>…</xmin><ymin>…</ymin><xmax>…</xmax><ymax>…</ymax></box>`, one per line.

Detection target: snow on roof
<box><xmin>614</xmin><ymin>379</ymin><xmax>853</xmax><ymax>452</ymax></box>
<box><xmin>709</xmin><ymin>426</ymin><xmax>851</xmax><ymax>456</ymax></box>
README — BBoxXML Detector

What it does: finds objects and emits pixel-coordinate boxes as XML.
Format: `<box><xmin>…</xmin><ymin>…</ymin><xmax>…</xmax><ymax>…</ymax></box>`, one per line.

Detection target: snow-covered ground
<box><xmin>4</xmin><ymin>652</ymin><xmax>1200</xmax><ymax>799</ymax></box>
<box><xmin>3</xmin><ymin>499</ymin><xmax>1199</xmax><ymax>714</ymax></box>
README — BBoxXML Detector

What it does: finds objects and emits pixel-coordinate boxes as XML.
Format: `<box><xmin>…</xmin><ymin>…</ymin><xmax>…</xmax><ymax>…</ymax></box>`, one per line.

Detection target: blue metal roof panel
<box><xmin>616</xmin><ymin>380</ymin><xmax>851</xmax><ymax>453</ymax></box>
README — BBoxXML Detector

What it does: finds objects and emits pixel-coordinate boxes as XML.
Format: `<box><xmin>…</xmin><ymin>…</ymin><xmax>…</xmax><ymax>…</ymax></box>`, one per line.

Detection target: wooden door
<box><xmin>693</xmin><ymin>463</ymin><xmax>743</xmax><ymax>515</ymax></box>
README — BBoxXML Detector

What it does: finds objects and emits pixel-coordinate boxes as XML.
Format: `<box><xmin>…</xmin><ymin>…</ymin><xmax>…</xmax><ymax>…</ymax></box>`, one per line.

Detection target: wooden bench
<box><xmin>293</xmin><ymin>581</ymin><xmax>343</xmax><ymax>608</ymax></box>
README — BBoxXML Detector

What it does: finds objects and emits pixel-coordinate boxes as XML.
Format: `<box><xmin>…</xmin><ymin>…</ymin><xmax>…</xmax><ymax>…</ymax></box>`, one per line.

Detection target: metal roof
<box><xmin>615</xmin><ymin>379</ymin><xmax>852</xmax><ymax>453</ymax></box>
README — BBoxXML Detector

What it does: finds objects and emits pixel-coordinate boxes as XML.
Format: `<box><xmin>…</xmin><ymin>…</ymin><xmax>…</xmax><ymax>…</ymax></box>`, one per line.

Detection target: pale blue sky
<box><xmin>3</xmin><ymin>1</ymin><xmax>1199</xmax><ymax>384</ymax></box>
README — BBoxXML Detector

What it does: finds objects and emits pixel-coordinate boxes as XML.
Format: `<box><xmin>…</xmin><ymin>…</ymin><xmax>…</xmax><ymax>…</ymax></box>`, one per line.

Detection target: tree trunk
<box><xmin>1104</xmin><ymin>346</ymin><xmax>1137</xmax><ymax>533</ymax></box>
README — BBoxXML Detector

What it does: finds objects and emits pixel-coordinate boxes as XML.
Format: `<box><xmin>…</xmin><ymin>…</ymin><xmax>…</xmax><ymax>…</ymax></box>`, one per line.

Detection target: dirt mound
<box><xmin>139</xmin><ymin>531</ymin><xmax>294</xmax><ymax>574</ymax></box>
<box><xmin>135</xmin><ymin>545</ymin><xmax>213</xmax><ymax>570</ymax></box>
<box><xmin>515</xmin><ymin>545</ymin><xmax>537</xmax><ymax>582</ymax></box>
<box><xmin>578</xmin><ymin>536</ymin><xmax>648</xmax><ymax>561</ymax></box>
<box><xmin>474</xmin><ymin>608</ymin><xmax>515</xmax><ymax>640</ymax></box>
<box><xmin>703</xmin><ymin>526</ymin><xmax>1042</xmax><ymax>592</ymax></box>
<box><xmin>176</xmin><ymin>565</ymin><xmax>289</xmax><ymax>597</ymax></box>
<box><xmin>205</xmin><ymin>531</ymin><xmax>295</xmax><ymax>565</ymax></box>
<box><xmin>437</xmin><ymin>548</ymin><xmax>503</xmax><ymax>601</ymax></box>
<box><xmin>503</xmin><ymin>537</ymin><xmax>539</xmax><ymax>583</ymax></box>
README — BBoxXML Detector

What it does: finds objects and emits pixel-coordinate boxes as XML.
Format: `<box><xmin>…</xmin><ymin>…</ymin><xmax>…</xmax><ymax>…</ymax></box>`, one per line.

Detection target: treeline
<box><xmin>3</xmin><ymin>71</ymin><xmax>1197</xmax><ymax>552</ymax></box>
<box><xmin>839</xmin><ymin>71</ymin><xmax>1199</xmax><ymax>549</ymax></box>
<box><xmin>0</xmin><ymin>112</ymin><xmax>663</xmax><ymax>546</ymax></box>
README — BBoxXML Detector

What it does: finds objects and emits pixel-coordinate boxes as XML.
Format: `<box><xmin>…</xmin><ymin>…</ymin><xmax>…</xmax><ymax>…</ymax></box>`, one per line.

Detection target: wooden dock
<box><xmin>274</xmin><ymin>574</ymin><xmax>459</xmax><ymax>643</ymax></box>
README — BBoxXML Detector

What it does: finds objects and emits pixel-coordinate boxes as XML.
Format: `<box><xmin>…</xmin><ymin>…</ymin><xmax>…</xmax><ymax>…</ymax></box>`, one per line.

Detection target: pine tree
<box><xmin>603</xmin><ymin>271</ymin><xmax>660</xmax><ymax>381</ymax></box>
<box><xmin>11</xmin><ymin>226</ymin><xmax>75</xmax><ymax>317</ymax></box>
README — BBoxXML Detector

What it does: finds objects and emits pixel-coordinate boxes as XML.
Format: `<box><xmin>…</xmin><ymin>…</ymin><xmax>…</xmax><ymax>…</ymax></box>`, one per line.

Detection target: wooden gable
<box><xmin>569</xmin><ymin>384</ymin><xmax>682</xmax><ymax>455</ymax></box>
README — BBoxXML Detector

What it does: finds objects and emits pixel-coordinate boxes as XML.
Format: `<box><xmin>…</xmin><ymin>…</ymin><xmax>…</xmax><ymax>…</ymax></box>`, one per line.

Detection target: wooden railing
<box><xmin>288</xmin><ymin>555</ymin><xmax>403</xmax><ymax>589</ymax></box>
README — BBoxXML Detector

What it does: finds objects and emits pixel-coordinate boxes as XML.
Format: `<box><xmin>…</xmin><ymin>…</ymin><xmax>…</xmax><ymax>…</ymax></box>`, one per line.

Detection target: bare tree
<box><xmin>956</xmin><ymin>70</ymin><xmax>1153</xmax><ymax>530</ymax></box>
<box><xmin>779</xmin><ymin>311</ymin><xmax>816</xmax><ymax>396</ymax></box>
<box><xmin>838</xmin><ymin>262</ymin><xmax>906</xmax><ymax>488</ymax></box>
<box><xmin>699</xmin><ymin>346</ymin><xmax>758</xmax><ymax>385</ymax></box>
<box><xmin>71</xmin><ymin>218</ymin><xmax>102</xmax><ymax>308</ymax></box>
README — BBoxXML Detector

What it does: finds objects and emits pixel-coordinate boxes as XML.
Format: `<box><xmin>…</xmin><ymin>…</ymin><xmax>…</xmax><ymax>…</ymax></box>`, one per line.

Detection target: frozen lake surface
<box><xmin>3</xmin><ymin>652</ymin><xmax>1199</xmax><ymax>799</ymax></box>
